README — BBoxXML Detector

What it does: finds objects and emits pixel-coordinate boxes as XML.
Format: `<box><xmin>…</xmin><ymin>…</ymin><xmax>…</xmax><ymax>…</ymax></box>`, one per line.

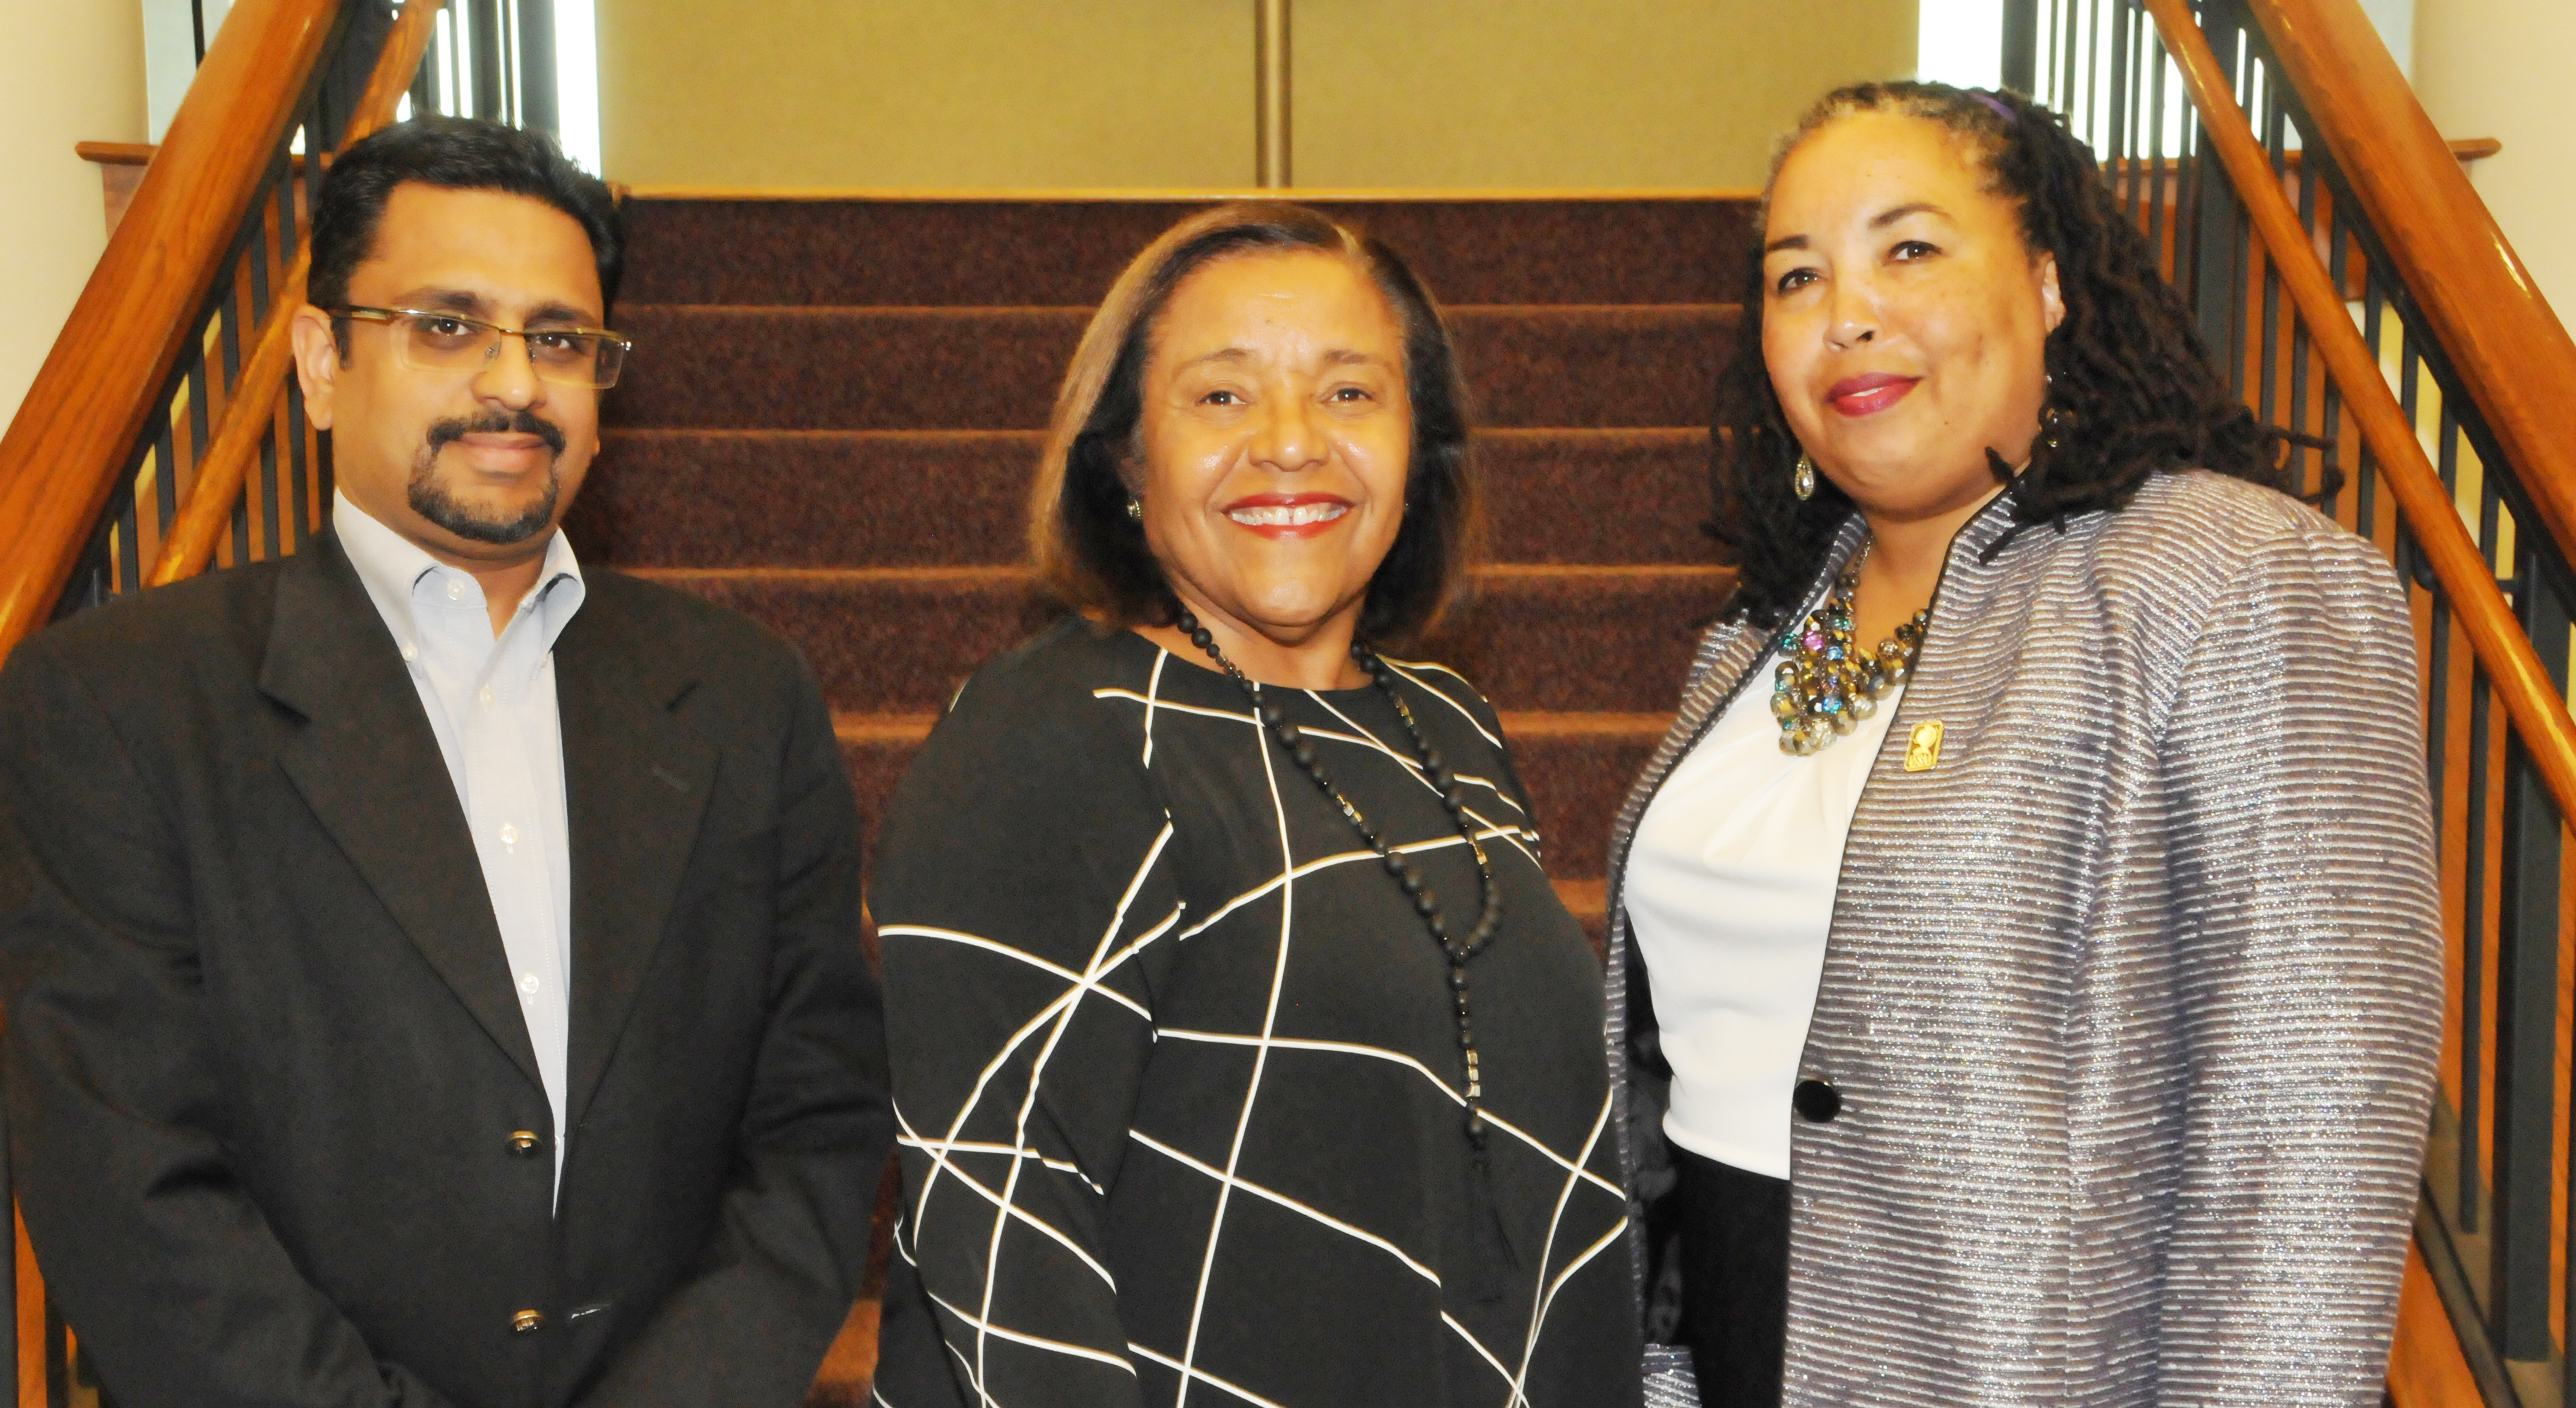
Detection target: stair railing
<box><xmin>0</xmin><ymin>2</ymin><xmax>441</xmax><ymax>1400</ymax></box>
<box><xmin>2011</xmin><ymin>1</ymin><xmax>2576</xmax><ymax>1404</ymax></box>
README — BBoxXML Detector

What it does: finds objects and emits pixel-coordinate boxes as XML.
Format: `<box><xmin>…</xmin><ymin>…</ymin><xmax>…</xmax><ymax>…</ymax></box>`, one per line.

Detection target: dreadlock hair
<box><xmin>1712</xmin><ymin>80</ymin><xmax>2294</xmax><ymax>629</ymax></box>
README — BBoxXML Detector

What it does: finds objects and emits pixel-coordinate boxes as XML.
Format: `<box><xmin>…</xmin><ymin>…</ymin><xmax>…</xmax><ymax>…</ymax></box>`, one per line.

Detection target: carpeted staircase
<box><xmin>573</xmin><ymin>193</ymin><xmax>1754</xmax><ymax>1401</ymax></box>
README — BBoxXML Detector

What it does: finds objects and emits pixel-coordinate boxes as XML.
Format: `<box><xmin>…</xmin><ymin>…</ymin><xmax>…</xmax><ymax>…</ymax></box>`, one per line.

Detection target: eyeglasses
<box><xmin>333</xmin><ymin>306</ymin><xmax>633</xmax><ymax>389</ymax></box>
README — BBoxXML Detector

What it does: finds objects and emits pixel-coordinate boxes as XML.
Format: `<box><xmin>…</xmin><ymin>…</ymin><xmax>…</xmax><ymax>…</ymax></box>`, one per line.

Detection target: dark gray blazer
<box><xmin>0</xmin><ymin>534</ymin><xmax>893</xmax><ymax>1408</ymax></box>
<box><xmin>1610</xmin><ymin>472</ymin><xmax>2443</xmax><ymax>1407</ymax></box>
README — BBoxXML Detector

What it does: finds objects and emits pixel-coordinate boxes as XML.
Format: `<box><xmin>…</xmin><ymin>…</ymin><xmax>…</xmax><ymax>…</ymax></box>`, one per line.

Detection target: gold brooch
<box><xmin>1904</xmin><ymin>720</ymin><xmax>1945</xmax><ymax>772</ymax></box>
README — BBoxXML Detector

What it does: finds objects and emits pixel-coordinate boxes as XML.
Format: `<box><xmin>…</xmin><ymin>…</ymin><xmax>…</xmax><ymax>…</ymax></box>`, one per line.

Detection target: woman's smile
<box><xmin>1221</xmin><ymin>491</ymin><xmax>1353</xmax><ymax>537</ymax></box>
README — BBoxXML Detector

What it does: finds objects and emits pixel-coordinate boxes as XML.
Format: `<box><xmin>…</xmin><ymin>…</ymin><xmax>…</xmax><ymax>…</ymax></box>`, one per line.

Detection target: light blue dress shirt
<box><xmin>333</xmin><ymin>491</ymin><xmax>585</xmax><ymax>1199</ymax></box>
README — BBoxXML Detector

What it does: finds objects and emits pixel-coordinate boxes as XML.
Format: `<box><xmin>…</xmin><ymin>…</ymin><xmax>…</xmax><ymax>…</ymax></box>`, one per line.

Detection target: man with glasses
<box><xmin>0</xmin><ymin>117</ymin><xmax>890</xmax><ymax>1407</ymax></box>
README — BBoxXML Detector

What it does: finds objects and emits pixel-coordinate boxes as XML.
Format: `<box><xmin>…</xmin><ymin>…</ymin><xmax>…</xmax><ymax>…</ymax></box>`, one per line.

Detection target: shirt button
<box><xmin>520</xmin><ymin>973</ymin><xmax>540</xmax><ymax>994</ymax></box>
<box><xmin>500</xmin><ymin>823</ymin><xmax>519</xmax><ymax>846</ymax></box>
<box><xmin>508</xmin><ymin>1130</ymin><xmax>542</xmax><ymax>1156</ymax></box>
<box><xmin>446</xmin><ymin>579</ymin><xmax>466</xmax><ymax>601</ymax></box>
<box><xmin>479</xmin><ymin>687</ymin><xmax>496</xmax><ymax>708</ymax></box>
<box><xmin>512</xmin><ymin>1309</ymin><xmax>545</xmax><ymax>1334</ymax></box>
<box><xmin>399</xmin><ymin>643</ymin><xmax>418</xmax><ymax>663</ymax></box>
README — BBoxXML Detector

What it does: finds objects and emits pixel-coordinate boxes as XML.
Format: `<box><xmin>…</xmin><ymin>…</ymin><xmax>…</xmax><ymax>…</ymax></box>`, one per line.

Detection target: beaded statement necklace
<box><xmin>1174</xmin><ymin>611</ymin><xmax>1504</xmax><ymax>1147</ymax></box>
<box><xmin>1772</xmin><ymin>542</ymin><xmax>1930</xmax><ymax>757</ymax></box>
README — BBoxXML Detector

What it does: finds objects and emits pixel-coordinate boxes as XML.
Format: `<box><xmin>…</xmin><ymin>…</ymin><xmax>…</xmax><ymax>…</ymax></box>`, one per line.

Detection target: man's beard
<box><xmin>409</xmin><ymin>409</ymin><xmax>569</xmax><ymax>545</ymax></box>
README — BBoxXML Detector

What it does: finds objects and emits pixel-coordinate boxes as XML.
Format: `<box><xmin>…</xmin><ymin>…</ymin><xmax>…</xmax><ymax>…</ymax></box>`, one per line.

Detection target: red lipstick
<box><xmin>1826</xmin><ymin>372</ymin><xmax>1921</xmax><ymax>417</ymax></box>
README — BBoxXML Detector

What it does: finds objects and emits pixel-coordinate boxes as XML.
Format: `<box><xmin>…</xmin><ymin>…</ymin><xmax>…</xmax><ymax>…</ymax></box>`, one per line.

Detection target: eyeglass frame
<box><xmin>329</xmin><ymin>305</ymin><xmax>634</xmax><ymax>389</ymax></box>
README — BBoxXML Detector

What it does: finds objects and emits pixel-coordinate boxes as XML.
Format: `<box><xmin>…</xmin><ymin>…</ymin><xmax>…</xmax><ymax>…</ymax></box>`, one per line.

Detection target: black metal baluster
<box><xmin>2463</xmin><ymin>651</ymin><xmax>2491</xmax><ymax>1242</ymax></box>
<box><xmin>514</xmin><ymin>0</ymin><xmax>559</xmax><ymax>138</ymax></box>
<box><xmin>2440</xmin><ymin>405</ymin><xmax>2464</xmax><ymax>554</ymax></box>
<box><xmin>185</xmin><ymin>351</ymin><xmax>214</xmax><ymax>543</ymax></box>
<box><xmin>217</xmin><ymin>295</ymin><xmax>246</xmax><ymax>518</ymax></box>
<box><xmin>115</xmin><ymin>478</ymin><xmax>142</xmax><ymax>599</ymax></box>
<box><xmin>274</xmin><ymin>136</ymin><xmax>299</xmax><ymax>287</ymax></box>
<box><xmin>2081</xmin><ymin>0</ymin><xmax>2103</xmax><ymax>144</ymax></box>
<box><xmin>256</xmin><ymin>416</ymin><xmax>281</xmax><ymax>563</ymax></box>
<box><xmin>2146</xmin><ymin>28</ymin><xmax>2170</xmax><ymax>265</ymax></box>
<box><xmin>2477</xmin><ymin>447</ymin><xmax>2500</xmax><ymax>604</ymax></box>
<box><xmin>2057</xmin><ymin>0</ymin><xmax>2079</xmax><ymax>114</ymax></box>
<box><xmin>2491</xmin><ymin>533</ymin><xmax>2566</xmax><ymax>1365</ymax></box>
<box><xmin>2319</xmin><ymin>207</ymin><xmax>2347</xmax><ymax>521</ymax></box>
<box><xmin>2252</xmin><ymin>64</ymin><xmax>2289</xmax><ymax>438</ymax></box>
<box><xmin>469</xmin><ymin>0</ymin><xmax>505</xmax><ymax>122</ymax></box>
<box><xmin>153</xmin><ymin>398</ymin><xmax>180</xmax><ymax>554</ymax></box>
<box><xmin>2359</xmin><ymin>281</ymin><xmax>2387</xmax><ymax>538</ymax></box>
<box><xmin>2130</xmin><ymin>7</ymin><xmax>2152</xmax><ymax>229</ymax></box>
<box><xmin>231</xmin><ymin>475</ymin><xmax>251</xmax><ymax>569</ymax></box>
<box><xmin>286</xmin><ymin>374</ymin><xmax>314</xmax><ymax>551</ymax></box>
<box><xmin>2286</xmin><ymin>151</ymin><xmax>2317</xmax><ymax>499</ymax></box>
<box><xmin>410</xmin><ymin>1</ymin><xmax>439</xmax><ymax>117</ymax></box>
<box><xmin>2002</xmin><ymin>0</ymin><xmax>2040</xmax><ymax>96</ymax></box>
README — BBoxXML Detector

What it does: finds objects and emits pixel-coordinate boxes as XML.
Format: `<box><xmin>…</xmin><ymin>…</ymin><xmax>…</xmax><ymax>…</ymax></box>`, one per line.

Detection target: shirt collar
<box><xmin>332</xmin><ymin>490</ymin><xmax>586</xmax><ymax>656</ymax></box>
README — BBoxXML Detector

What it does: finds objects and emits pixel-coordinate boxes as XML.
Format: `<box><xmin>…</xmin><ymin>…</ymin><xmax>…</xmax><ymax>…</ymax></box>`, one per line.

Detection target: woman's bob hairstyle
<box><xmin>1028</xmin><ymin>201</ymin><xmax>1476</xmax><ymax>649</ymax></box>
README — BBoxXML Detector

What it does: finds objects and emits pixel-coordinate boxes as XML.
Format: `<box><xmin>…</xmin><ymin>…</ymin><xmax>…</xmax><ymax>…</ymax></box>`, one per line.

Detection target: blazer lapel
<box><xmin>260</xmin><ymin>536</ymin><xmax>545</xmax><ymax>1091</ymax></box>
<box><xmin>549</xmin><ymin>587</ymin><xmax>715</xmax><ymax>1132</ymax></box>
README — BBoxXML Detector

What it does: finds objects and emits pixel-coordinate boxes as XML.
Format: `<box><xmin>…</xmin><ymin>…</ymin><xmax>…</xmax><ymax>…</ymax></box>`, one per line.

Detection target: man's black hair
<box><xmin>309</xmin><ymin>116</ymin><xmax>624</xmax><ymax>336</ymax></box>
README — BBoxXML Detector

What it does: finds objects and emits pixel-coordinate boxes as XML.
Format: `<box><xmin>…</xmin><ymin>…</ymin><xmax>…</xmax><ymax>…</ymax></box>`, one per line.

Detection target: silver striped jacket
<box><xmin>1608</xmin><ymin>471</ymin><xmax>2444</xmax><ymax>1407</ymax></box>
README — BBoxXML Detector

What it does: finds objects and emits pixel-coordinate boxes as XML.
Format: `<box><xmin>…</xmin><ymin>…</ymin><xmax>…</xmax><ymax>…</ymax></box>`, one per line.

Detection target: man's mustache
<box><xmin>425</xmin><ymin>409</ymin><xmax>567</xmax><ymax>460</ymax></box>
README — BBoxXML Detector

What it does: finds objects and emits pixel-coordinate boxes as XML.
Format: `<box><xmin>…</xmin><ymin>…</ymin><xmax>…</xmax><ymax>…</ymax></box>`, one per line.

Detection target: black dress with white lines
<box><xmin>869</xmin><ymin>619</ymin><xmax>1641</xmax><ymax>1408</ymax></box>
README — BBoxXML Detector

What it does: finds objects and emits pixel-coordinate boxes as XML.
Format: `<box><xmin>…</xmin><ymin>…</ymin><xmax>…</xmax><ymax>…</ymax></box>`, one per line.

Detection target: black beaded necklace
<box><xmin>1174</xmin><ymin>610</ymin><xmax>1506</xmax><ymax>1147</ymax></box>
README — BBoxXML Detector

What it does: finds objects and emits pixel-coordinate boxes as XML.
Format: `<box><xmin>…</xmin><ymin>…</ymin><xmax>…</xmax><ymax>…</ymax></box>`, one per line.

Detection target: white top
<box><xmin>334</xmin><ymin>492</ymin><xmax>586</xmax><ymax>1198</ymax></box>
<box><xmin>1623</xmin><ymin>651</ymin><xmax>1902</xmax><ymax>1179</ymax></box>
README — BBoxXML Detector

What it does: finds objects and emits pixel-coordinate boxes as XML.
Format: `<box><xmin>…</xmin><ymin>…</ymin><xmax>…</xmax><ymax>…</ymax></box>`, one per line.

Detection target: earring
<box><xmin>1126</xmin><ymin>499</ymin><xmax>1144</xmax><ymax>521</ymax></box>
<box><xmin>1793</xmin><ymin>452</ymin><xmax>1817</xmax><ymax>502</ymax></box>
<box><xmin>2037</xmin><ymin>372</ymin><xmax>2074</xmax><ymax>453</ymax></box>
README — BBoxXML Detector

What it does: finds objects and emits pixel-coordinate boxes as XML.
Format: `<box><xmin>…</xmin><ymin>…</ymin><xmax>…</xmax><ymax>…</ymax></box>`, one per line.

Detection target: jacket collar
<box><xmin>547</xmin><ymin>580</ymin><xmax>715</xmax><ymax>1132</ymax></box>
<box><xmin>1606</xmin><ymin>478</ymin><xmax>2040</xmax><ymax>988</ymax></box>
<box><xmin>258</xmin><ymin>535</ymin><xmax>547</xmax><ymax>1090</ymax></box>
<box><xmin>257</xmin><ymin>538</ymin><xmax>714</xmax><ymax>1128</ymax></box>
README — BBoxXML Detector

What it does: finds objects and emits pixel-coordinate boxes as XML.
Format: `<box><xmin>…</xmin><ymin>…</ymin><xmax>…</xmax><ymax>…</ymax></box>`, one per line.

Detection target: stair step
<box><xmin>601</xmin><ymin>303</ymin><xmax>1736</xmax><ymax>432</ymax></box>
<box><xmin>837</xmin><ymin>711</ymin><xmax>1662</xmax><ymax>911</ymax></box>
<box><xmin>644</xmin><ymin>563</ymin><xmax>1727</xmax><ymax>716</ymax></box>
<box><xmin>618</xmin><ymin>195</ymin><xmax>1757</xmax><ymax>308</ymax></box>
<box><xmin>573</xmin><ymin>427</ymin><xmax>1715</xmax><ymax>568</ymax></box>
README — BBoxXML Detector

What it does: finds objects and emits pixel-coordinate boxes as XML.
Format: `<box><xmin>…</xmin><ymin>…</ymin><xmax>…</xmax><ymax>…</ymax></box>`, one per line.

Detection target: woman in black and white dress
<box><xmin>868</xmin><ymin>202</ymin><xmax>1641</xmax><ymax>1408</ymax></box>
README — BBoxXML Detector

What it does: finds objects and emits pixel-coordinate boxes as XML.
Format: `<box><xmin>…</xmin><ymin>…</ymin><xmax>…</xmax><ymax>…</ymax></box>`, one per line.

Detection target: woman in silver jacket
<box><xmin>1612</xmin><ymin>82</ymin><xmax>2442</xmax><ymax>1407</ymax></box>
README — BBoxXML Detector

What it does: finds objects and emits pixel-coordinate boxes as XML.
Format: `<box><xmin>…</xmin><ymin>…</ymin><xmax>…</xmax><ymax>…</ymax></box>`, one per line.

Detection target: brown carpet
<box><xmin>570</xmin><ymin>193</ymin><xmax>1754</xmax><ymax>1404</ymax></box>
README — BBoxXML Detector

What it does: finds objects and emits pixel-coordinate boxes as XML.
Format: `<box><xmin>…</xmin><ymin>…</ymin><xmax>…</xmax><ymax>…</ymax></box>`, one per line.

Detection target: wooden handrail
<box><xmin>2241</xmin><ymin>0</ymin><xmax>2576</xmax><ymax>569</ymax></box>
<box><xmin>2108</xmin><ymin>136</ymin><xmax>2499</xmax><ymax>178</ymax></box>
<box><xmin>2141</xmin><ymin>0</ymin><xmax>2576</xmax><ymax>822</ymax></box>
<box><xmin>150</xmin><ymin>1</ymin><xmax>444</xmax><ymax>589</ymax></box>
<box><xmin>0</xmin><ymin>0</ymin><xmax>345</xmax><ymax>661</ymax></box>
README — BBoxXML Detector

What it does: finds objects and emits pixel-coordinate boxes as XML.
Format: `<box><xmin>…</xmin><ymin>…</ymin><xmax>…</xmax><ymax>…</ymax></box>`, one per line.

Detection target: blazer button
<box><xmin>512</xmin><ymin>1309</ymin><xmax>545</xmax><ymax>1334</ymax></box>
<box><xmin>1793</xmin><ymin>1078</ymin><xmax>1843</xmax><ymax>1122</ymax></box>
<box><xmin>507</xmin><ymin>1130</ymin><xmax>542</xmax><ymax>1157</ymax></box>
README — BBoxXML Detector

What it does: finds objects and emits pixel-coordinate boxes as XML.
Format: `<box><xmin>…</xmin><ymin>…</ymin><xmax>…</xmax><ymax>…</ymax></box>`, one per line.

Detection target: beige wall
<box><xmin>598</xmin><ymin>0</ymin><xmax>1918</xmax><ymax>190</ymax></box>
<box><xmin>0</xmin><ymin>0</ymin><xmax>147</xmax><ymax>431</ymax></box>
<box><xmin>599</xmin><ymin>0</ymin><xmax>1255</xmax><ymax>188</ymax></box>
<box><xmin>1294</xmin><ymin>0</ymin><xmax>1915</xmax><ymax>189</ymax></box>
<box><xmin>2411</xmin><ymin>0</ymin><xmax>2576</xmax><ymax>321</ymax></box>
